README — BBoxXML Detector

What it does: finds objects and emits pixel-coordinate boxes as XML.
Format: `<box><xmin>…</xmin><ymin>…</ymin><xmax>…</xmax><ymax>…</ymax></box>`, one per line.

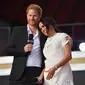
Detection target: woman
<box><xmin>38</xmin><ymin>17</ymin><xmax>74</xmax><ymax>85</ymax></box>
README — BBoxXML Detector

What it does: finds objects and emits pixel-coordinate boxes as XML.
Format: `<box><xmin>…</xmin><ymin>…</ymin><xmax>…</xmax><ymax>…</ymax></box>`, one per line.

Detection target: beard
<box><xmin>28</xmin><ymin>19</ymin><xmax>39</xmax><ymax>26</ymax></box>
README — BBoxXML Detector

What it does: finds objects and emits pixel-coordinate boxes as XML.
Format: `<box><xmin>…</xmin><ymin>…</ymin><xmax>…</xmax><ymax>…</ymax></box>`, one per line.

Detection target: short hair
<box><xmin>26</xmin><ymin>4</ymin><xmax>42</xmax><ymax>17</ymax></box>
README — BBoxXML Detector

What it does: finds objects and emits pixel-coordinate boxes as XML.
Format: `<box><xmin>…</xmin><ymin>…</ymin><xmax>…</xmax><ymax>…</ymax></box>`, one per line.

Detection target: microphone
<box><xmin>27</xmin><ymin>34</ymin><xmax>34</xmax><ymax>44</ymax></box>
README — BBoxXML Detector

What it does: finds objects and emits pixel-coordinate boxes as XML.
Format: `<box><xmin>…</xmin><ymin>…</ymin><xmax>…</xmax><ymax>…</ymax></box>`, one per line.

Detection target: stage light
<box><xmin>79</xmin><ymin>42</ymin><xmax>85</xmax><ymax>51</ymax></box>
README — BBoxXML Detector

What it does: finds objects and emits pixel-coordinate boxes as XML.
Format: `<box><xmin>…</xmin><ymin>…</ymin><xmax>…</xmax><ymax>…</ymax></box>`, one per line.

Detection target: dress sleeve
<box><xmin>61</xmin><ymin>33</ymin><xmax>69</xmax><ymax>47</ymax></box>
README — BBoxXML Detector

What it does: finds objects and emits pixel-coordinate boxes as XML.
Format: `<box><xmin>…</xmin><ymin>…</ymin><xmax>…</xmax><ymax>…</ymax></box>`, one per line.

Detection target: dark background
<box><xmin>0</xmin><ymin>0</ymin><xmax>85</xmax><ymax>24</ymax></box>
<box><xmin>0</xmin><ymin>0</ymin><xmax>85</xmax><ymax>39</ymax></box>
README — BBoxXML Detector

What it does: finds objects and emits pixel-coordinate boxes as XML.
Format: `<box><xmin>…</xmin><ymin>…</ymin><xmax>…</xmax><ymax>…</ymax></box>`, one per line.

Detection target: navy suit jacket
<box><xmin>6</xmin><ymin>25</ymin><xmax>47</xmax><ymax>80</ymax></box>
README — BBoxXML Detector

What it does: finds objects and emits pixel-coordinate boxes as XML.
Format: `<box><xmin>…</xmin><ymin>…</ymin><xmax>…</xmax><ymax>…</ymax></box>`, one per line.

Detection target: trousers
<box><xmin>9</xmin><ymin>67</ymin><xmax>43</xmax><ymax>85</ymax></box>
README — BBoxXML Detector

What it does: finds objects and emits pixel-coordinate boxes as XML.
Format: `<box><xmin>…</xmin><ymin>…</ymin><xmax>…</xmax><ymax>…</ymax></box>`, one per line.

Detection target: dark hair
<box><xmin>40</xmin><ymin>17</ymin><xmax>60</xmax><ymax>32</ymax></box>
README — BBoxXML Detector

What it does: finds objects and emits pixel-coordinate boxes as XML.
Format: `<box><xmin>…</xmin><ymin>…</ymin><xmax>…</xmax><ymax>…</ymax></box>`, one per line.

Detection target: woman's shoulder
<box><xmin>57</xmin><ymin>32</ymin><xmax>68</xmax><ymax>37</ymax></box>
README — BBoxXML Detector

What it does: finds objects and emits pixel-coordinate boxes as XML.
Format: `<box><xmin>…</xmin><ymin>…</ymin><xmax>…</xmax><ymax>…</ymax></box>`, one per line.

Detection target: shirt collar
<box><xmin>27</xmin><ymin>24</ymin><xmax>32</xmax><ymax>34</ymax></box>
<box><xmin>27</xmin><ymin>24</ymin><xmax>39</xmax><ymax>35</ymax></box>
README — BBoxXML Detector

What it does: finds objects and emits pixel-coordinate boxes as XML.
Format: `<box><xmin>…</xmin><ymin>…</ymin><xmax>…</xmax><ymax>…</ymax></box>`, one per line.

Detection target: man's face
<box><xmin>27</xmin><ymin>9</ymin><xmax>41</xmax><ymax>26</ymax></box>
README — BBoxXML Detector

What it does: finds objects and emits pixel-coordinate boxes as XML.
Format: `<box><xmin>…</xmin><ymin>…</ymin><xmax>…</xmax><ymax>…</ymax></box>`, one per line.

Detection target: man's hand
<box><xmin>24</xmin><ymin>44</ymin><xmax>33</xmax><ymax>52</ymax></box>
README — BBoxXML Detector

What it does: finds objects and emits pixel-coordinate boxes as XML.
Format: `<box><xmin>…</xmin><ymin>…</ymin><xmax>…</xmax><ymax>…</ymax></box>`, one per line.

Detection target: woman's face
<box><xmin>39</xmin><ymin>22</ymin><xmax>48</xmax><ymax>36</ymax></box>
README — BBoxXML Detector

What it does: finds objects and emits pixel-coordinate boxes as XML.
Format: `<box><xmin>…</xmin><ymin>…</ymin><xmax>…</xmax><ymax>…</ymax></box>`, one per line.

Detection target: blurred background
<box><xmin>0</xmin><ymin>0</ymin><xmax>85</xmax><ymax>85</ymax></box>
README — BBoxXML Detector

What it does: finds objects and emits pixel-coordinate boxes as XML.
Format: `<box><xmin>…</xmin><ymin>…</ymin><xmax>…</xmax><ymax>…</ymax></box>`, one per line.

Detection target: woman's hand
<box><xmin>36</xmin><ymin>76</ymin><xmax>43</xmax><ymax>84</ymax></box>
<box><xmin>46</xmin><ymin>66</ymin><xmax>58</xmax><ymax>80</ymax></box>
<box><xmin>36</xmin><ymin>68</ymin><xmax>45</xmax><ymax>84</ymax></box>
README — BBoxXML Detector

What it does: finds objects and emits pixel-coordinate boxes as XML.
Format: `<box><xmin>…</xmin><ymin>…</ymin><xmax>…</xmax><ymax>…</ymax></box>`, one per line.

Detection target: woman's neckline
<box><xmin>48</xmin><ymin>33</ymin><xmax>58</xmax><ymax>39</ymax></box>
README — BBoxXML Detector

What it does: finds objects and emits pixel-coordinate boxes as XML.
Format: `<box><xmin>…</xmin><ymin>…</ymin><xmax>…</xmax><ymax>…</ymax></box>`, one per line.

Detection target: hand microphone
<box><xmin>27</xmin><ymin>34</ymin><xmax>33</xmax><ymax>54</ymax></box>
<box><xmin>27</xmin><ymin>34</ymin><xmax>34</xmax><ymax>44</ymax></box>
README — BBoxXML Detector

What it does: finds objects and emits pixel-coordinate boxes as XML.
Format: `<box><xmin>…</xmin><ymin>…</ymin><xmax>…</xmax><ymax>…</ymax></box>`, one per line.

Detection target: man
<box><xmin>6</xmin><ymin>4</ymin><xmax>47</xmax><ymax>85</ymax></box>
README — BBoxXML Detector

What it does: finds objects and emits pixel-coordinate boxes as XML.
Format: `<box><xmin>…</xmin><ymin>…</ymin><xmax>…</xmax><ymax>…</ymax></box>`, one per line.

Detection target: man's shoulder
<box><xmin>12</xmin><ymin>25</ymin><xmax>27</xmax><ymax>32</ymax></box>
<box><xmin>13</xmin><ymin>25</ymin><xmax>26</xmax><ymax>30</ymax></box>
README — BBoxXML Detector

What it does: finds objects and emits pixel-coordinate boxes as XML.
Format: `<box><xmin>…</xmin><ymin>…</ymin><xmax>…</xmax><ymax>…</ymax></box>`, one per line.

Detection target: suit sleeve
<box><xmin>5</xmin><ymin>27</ymin><xmax>27</xmax><ymax>56</ymax></box>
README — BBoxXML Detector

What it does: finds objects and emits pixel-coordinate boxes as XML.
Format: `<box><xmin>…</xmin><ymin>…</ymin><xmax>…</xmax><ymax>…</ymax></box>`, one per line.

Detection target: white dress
<box><xmin>43</xmin><ymin>33</ymin><xmax>74</xmax><ymax>85</ymax></box>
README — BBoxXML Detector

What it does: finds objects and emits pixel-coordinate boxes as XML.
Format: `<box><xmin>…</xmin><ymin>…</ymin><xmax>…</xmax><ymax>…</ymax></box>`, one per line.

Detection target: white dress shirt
<box><xmin>26</xmin><ymin>24</ymin><xmax>42</xmax><ymax>67</ymax></box>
